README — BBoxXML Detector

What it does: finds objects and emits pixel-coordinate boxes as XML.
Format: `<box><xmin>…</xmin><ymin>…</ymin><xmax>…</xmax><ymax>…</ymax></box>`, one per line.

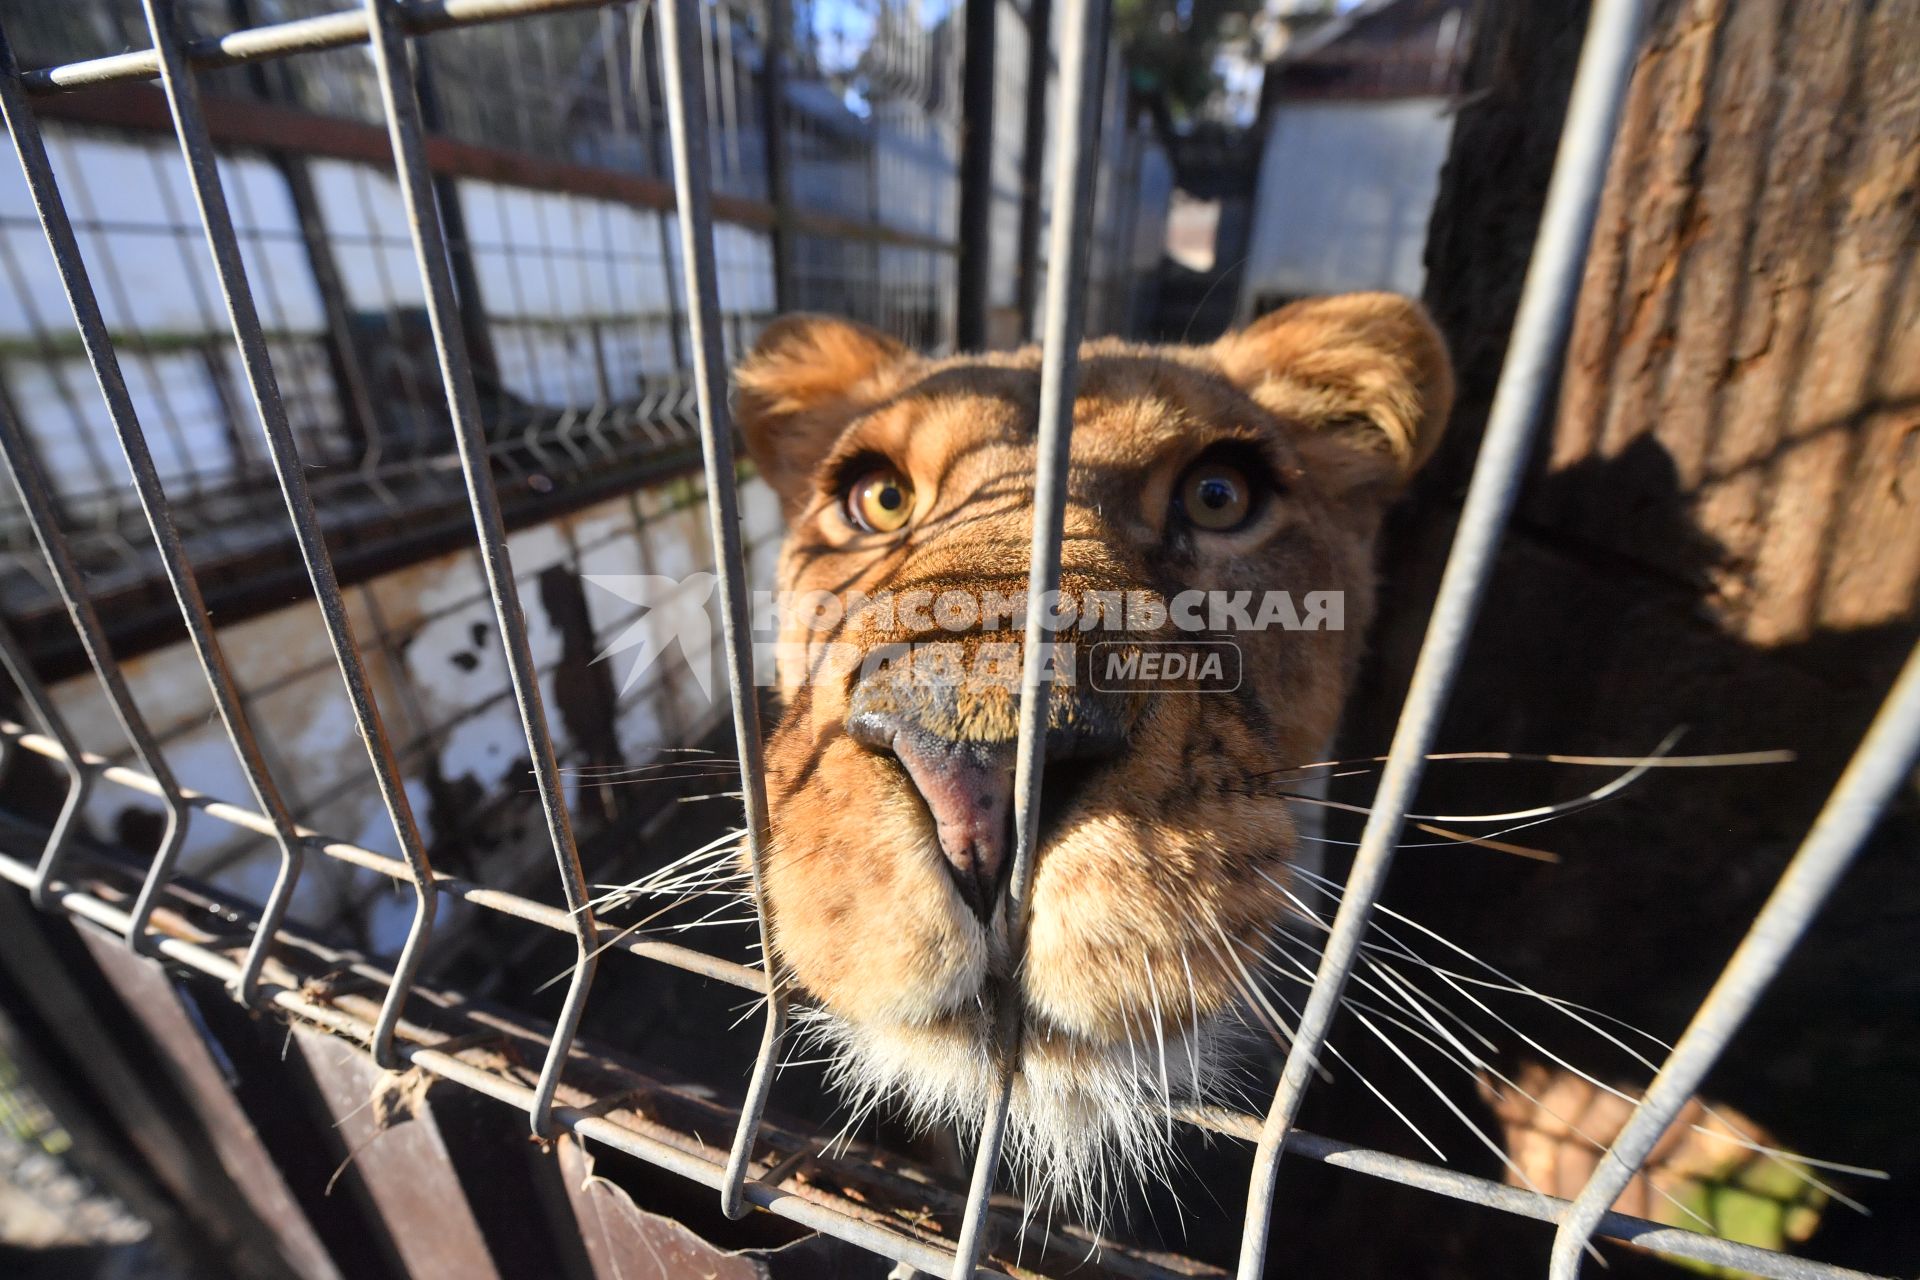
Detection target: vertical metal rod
<box><xmin>360</xmin><ymin>0</ymin><xmax>601</xmax><ymax>1132</ymax></box>
<box><xmin>0</xmin><ymin>19</ymin><xmax>308</xmax><ymax>1002</ymax></box>
<box><xmin>0</xmin><ymin>617</ymin><xmax>91</xmax><ymax>908</ymax></box>
<box><xmin>0</xmin><ymin>401</ymin><xmax>189</xmax><ymax>946</ymax></box>
<box><xmin>1548</xmin><ymin>638</ymin><xmax>1920</xmax><ymax>1277</ymax></box>
<box><xmin>1232</xmin><ymin>4</ymin><xmax>1644</xmax><ymax>1276</ymax></box>
<box><xmin>138</xmin><ymin>0</ymin><xmax>439</xmax><ymax>1064</ymax></box>
<box><xmin>759</xmin><ymin>0</ymin><xmax>798</xmax><ymax>312</ymax></box>
<box><xmin>949</xmin><ymin>0</ymin><xmax>1106</xmax><ymax>1272</ymax></box>
<box><xmin>409</xmin><ymin>36</ymin><xmax>504</xmax><ymax>391</ymax></box>
<box><xmin>1013</xmin><ymin>0</ymin><xmax>1051</xmax><ymax>341</ymax></box>
<box><xmin>954</xmin><ymin>0</ymin><xmax>997</xmax><ymax>349</ymax></box>
<box><xmin>656</xmin><ymin>0</ymin><xmax>782</xmax><ymax>1221</ymax></box>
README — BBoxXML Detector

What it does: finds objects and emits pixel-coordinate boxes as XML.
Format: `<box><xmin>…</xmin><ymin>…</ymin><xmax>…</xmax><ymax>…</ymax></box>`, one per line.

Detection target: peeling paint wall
<box><xmin>45</xmin><ymin>473</ymin><xmax>785</xmax><ymax>953</ymax></box>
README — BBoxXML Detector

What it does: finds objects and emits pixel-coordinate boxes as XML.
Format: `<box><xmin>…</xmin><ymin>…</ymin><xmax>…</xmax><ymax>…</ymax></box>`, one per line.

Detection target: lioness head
<box><xmin>735</xmin><ymin>294</ymin><xmax>1451</xmax><ymax>1199</ymax></box>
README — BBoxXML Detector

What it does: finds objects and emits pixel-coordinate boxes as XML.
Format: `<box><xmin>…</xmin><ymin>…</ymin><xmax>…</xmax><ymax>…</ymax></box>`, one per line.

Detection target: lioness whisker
<box><xmin>1238</xmin><ymin>941</ymin><xmax>1448</xmax><ymax>1159</ymax></box>
<box><xmin>1240</xmin><ymin>728</ymin><xmax>1690</xmax><ymax>833</ymax></box>
<box><xmin>1243</xmin><ymin>738</ymin><xmax>1794</xmax><ymax>785</ymax></box>
<box><xmin>675</xmin><ymin>790</ymin><xmax>745</xmax><ymax>804</ymax></box>
<box><xmin>1202</xmin><ymin>918</ymin><xmax>1301</xmax><ymax>1058</ymax></box>
<box><xmin>1142</xmin><ymin>959</ymin><xmax>1174</xmax><ymax>1142</ymax></box>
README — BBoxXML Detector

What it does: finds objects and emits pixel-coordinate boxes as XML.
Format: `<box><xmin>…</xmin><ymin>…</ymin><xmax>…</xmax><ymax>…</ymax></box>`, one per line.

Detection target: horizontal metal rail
<box><xmin>23</xmin><ymin>0</ymin><xmax>616</xmax><ymax>95</ymax></box>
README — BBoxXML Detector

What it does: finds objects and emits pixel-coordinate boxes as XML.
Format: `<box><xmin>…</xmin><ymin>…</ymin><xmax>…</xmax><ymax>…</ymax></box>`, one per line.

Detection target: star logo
<box><xmin>583</xmin><ymin>572</ymin><xmax>719</xmax><ymax>702</ymax></box>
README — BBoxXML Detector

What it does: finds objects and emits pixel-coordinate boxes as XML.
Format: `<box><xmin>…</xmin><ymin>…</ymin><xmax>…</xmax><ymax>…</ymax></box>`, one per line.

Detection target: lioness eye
<box><xmin>846</xmin><ymin>466</ymin><xmax>914</xmax><ymax>533</ymax></box>
<box><xmin>1177</xmin><ymin>460</ymin><xmax>1254</xmax><ymax>532</ymax></box>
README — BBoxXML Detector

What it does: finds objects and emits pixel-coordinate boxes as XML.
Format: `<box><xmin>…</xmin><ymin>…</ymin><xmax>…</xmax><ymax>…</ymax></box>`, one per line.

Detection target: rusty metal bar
<box><xmin>0</xmin><ymin>844</ymin><xmax>986</xmax><ymax>1276</ymax></box>
<box><xmin>358</xmin><ymin>0</ymin><xmax>599</xmax><ymax>1135</ymax></box>
<box><xmin>137</xmin><ymin>0</ymin><xmax>439</xmax><ymax>1061</ymax></box>
<box><xmin>26</xmin><ymin>72</ymin><xmax>956</xmax><ymax>256</ymax></box>
<box><xmin>0</xmin><ymin>17</ymin><xmax>309</xmax><ymax>1001</ymax></box>
<box><xmin>653</xmin><ymin>0</ymin><xmax>783</xmax><ymax>1223</ymax></box>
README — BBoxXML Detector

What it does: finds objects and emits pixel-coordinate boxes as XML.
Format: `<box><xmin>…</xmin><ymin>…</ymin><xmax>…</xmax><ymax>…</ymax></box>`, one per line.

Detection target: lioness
<box><xmin>734</xmin><ymin>293</ymin><xmax>1448</xmax><ymax>1200</ymax></box>
<box><xmin>724</xmin><ymin>296</ymin><xmax>1820</xmax><ymax>1236</ymax></box>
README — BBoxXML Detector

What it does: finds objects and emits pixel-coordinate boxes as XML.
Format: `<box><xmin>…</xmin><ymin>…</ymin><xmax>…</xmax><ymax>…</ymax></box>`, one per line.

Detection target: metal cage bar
<box><xmin>1234</xmin><ymin>3</ymin><xmax>1645</xmax><ymax>1274</ymax></box>
<box><xmin>1547</xmin><ymin>637</ymin><xmax>1920</xmax><ymax>1277</ymax></box>
<box><xmin>950</xmin><ymin>0</ymin><xmax>1107</xmax><ymax>1271</ymax></box>
<box><xmin>0</xmin><ymin>614</ymin><xmax>89</xmax><ymax>905</ymax></box>
<box><xmin>138</xmin><ymin>0</ymin><xmax>439</xmax><ymax>1069</ymax></box>
<box><xmin>357</xmin><ymin>0</ymin><xmax>603</xmax><ymax>1137</ymax></box>
<box><xmin>653</xmin><ymin>0</ymin><xmax>784</xmax><ymax>1222</ymax></box>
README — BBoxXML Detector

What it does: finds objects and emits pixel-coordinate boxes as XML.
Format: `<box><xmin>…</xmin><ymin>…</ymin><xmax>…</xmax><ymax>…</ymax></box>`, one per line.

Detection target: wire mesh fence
<box><xmin>0</xmin><ymin>0</ymin><xmax>1914</xmax><ymax>1278</ymax></box>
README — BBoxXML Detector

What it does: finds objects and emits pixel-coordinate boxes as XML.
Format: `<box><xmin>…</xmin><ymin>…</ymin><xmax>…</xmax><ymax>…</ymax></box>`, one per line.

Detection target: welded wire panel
<box><xmin>0</xmin><ymin>2</ymin><xmax>1906</xmax><ymax>1279</ymax></box>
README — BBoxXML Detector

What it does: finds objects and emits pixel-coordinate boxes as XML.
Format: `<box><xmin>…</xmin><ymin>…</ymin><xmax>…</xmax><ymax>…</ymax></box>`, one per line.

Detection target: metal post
<box><xmin>1547</xmin><ymin>638</ymin><xmax>1920</xmax><ymax>1276</ymax></box>
<box><xmin>1232</xmin><ymin>4</ymin><xmax>1645</xmax><ymax>1276</ymax></box>
<box><xmin>1013</xmin><ymin>0</ymin><xmax>1050</xmax><ymax>341</ymax></box>
<box><xmin>954</xmin><ymin>0</ymin><xmax>996</xmax><ymax>349</ymax></box>
<box><xmin>655</xmin><ymin>0</ymin><xmax>782</xmax><ymax>1221</ymax></box>
<box><xmin>948</xmin><ymin>0</ymin><xmax>1106</xmax><ymax>1273</ymax></box>
<box><xmin>359</xmin><ymin>0</ymin><xmax>599</xmax><ymax>1131</ymax></box>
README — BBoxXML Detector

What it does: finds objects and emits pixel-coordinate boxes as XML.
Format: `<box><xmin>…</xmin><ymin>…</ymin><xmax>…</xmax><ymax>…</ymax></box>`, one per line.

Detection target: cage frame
<box><xmin>0</xmin><ymin>1</ymin><xmax>1914</xmax><ymax>1277</ymax></box>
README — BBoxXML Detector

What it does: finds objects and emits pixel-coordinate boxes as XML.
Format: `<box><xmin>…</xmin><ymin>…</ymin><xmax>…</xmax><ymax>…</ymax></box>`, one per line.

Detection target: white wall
<box><xmin>1239</xmin><ymin>97</ymin><xmax>1455</xmax><ymax>312</ymax></box>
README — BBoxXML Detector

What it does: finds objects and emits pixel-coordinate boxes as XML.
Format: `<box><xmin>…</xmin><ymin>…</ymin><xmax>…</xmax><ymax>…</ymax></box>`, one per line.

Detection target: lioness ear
<box><xmin>1212</xmin><ymin>292</ymin><xmax>1453</xmax><ymax>490</ymax></box>
<box><xmin>736</xmin><ymin>314</ymin><xmax>909</xmax><ymax>514</ymax></box>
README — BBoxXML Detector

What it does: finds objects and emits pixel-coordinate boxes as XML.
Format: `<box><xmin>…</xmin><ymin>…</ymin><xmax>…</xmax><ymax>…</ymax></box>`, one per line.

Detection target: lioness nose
<box><xmin>846</xmin><ymin>674</ymin><xmax>1131</xmax><ymax>923</ymax></box>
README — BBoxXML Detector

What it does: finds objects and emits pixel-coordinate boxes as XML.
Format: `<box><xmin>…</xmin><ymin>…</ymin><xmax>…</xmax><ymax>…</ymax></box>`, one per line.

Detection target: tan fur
<box><xmin>736</xmin><ymin>294</ymin><xmax>1452</xmax><ymax>1197</ymax></box>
